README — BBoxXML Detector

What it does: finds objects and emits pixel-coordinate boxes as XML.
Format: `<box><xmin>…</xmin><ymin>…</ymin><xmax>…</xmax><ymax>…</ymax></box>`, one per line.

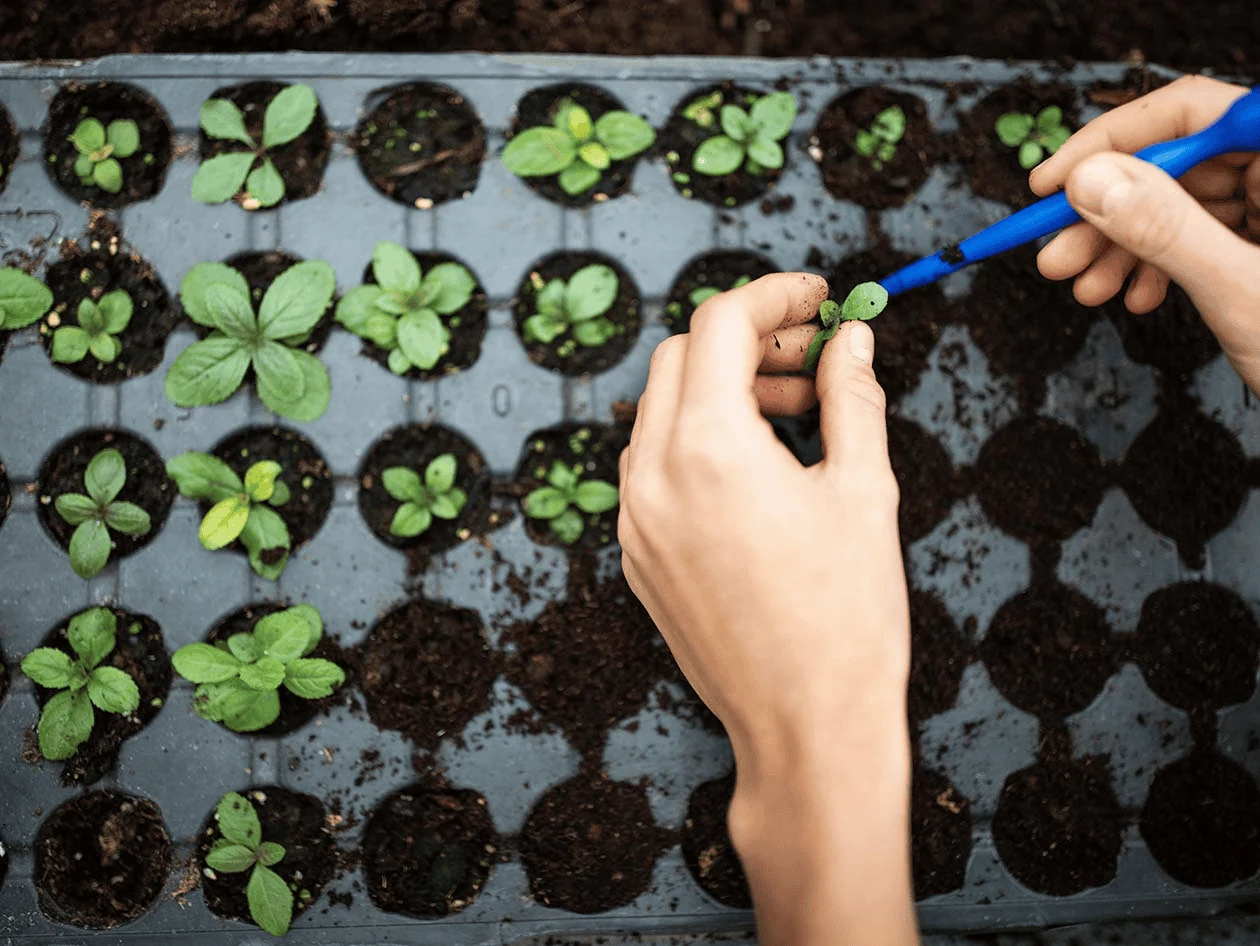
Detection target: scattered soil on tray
<box><xmin>0</xmin><ymin>458</ymin><xmax>10</xmax><ymax>531</ymax></box>
<box><xmin>210</xmin><ymin>249</ymin><xmax>335</xmax><ymax>354</ymax></box>
<box><xmin>0</xmin><ymin>101</ymin><xmax>18</xmax><ymax>196</ymax></box>
<box><xmin>35</xmin><ymin>791</ymin><xmax>171</xmax><ymax>929</ymax></box>
<box><xmin>42</xmin><ymin>81</ymin><xmax>172</xmax><ymax>209</ymax></box>
<box><xmin>513</xmin><ymin>252</ymin><xmax>642</xmax><ymax>377</ymax></box>
<box><xmin>353</xmin><ymin>81</ymin><xmax>485</xmax><ymax>208</ymax></box>
<box><xmin>519</xmin><ymin>772</ymin><xmax>674</xmax><ymax>914</ymax></box>
<box><xmin>1104</xmin><ymin>284</ymin><xmax>1220</xmax><ymax>385</ymax></box>
<box><xmin>1140</xmin><ymin>749</ymin><xmax>1260</xmax><ymax>888</ymax></box>
<box><xmin>664</xmin><ymin>250</ymin><xmax>778</xmax><ymax>334</ymax></box>
<box><xmin>362</xmin><ymin>783</ymin><xmax>498</xmax><ymax>917</ymax></box>
<box><xmin>198</xmin><ymin>787</ymin><xmax>336</xmax><ymax>927</ymax></box>
<box><xmin>887</xmin><ymin>415</ymin><xmax>957</xmax><ymax>544</ymax></box>
<box><xmin>811</xmin><ymin>86</ymin><xmax>937</xmax><ymax>210</ymax></box>
<box><xmin>908</xmin><ymin>591</ymin><xmax>970</xmax><ymax>724</ymax></box>
<box><xmin>912</xmin><ymin>767</ymin><xmax>972</xmax><ymax>899</ymax></box>
<box><xmin>31</xmin><ymin>609</ymin><xmax>171</xmax><ymax>786</ymax></box>
<box><xmin>36</xmin><ymin>427</ymin><xmax>174</xmax><ymax>561</ymax></box>
<box><xmin>680</xmin><ymin>772</ymin><xmax>751</xmax><ymax>908</ymax></box>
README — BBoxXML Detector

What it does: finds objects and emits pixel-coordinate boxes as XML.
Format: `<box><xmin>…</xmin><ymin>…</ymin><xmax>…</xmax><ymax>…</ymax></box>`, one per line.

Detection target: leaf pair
<box><xmin>54</xmin><ymin>447</ymin><xmax>152</xmax><ymax>579</ymax></box>
<box><xmin>0</xmin><ymin>268</ymin><xmax>53</xmax><ymax>331</ymax></box>
<box><xmin>523</xmin><ymin>264</ymin><xmax>619</xmax><ymax>349</ymax></box>
<box><xmin>995</xmin><ymin>106</ymin><xmax>1071</xmax><ymax>170</ymax></box>
<box><xmin>20</xmin><ymin>607</ymin><xmax>140</xmax><ymax>760</ymax></box>
<box><xmin>334</xmin><ymin>241</ymin><xmax>476</xmax><ymax>375</ymax></box>
<box><xmin>693</xmin><ymin>92</ymin><xmax>797</xmax><ymax>177</ymax></box>
<box><xmin>69</xmin><ymin>118</ymin><xmax>140</xmax><ymax>194</ymax></box>
<box><xmin>383</xmin><ymin>453</ymin><xmax>468</xmax><ymax>538</ymax></box>
<box><xmin>803</xmin><ymin>282</ymin><xmax>890</xmax><ymax>373</ymax></box>
<box><xmin>523</xmin><ymin>460</ymin><xmax>619</xmax><ymax>544</ymax></box>
<box><xmin>166</xmin><ymin>452</ymin><xmax>293</xmax><ymax>580</ymax></box>
<box><xmin>688</xmin><ymin>273</ymin><xmax>752</xmax><ymax>308</ymax></box>
<box><xmin>166</xmin><ymin>259</ymin><xmax>335</xmax><ymax>421</ymax></box>
<box><xmin>502</xmin><ymin>99</ymin><xmax>656</xmax><ymax>196</ymax></box>
<box><xmin>172</xmin><ymin>605</ymin><xmax>344</xmax><ymax>733</ymax></box>
<box><xmin>206</xmin><ymin>793</ymin><xmax>293</xmax><ymax>937</ymax></box>
<box><xmin>854</xmin><ymin>105</ymin><xmax>906</xmax><ymax>171</ymax></box>
<box><xmin>191</xmin><ymin>84</ymin><xmax>319</xmax><ymax>208</ymax></box>
<box><xmin>52</xmin><ymin>288</ymin><xmax>133</xmax><ymax>365</ymax></box>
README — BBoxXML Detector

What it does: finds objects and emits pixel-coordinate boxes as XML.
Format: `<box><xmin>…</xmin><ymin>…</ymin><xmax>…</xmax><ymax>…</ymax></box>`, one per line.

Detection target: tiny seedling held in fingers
<box><xmin>0</xmin><ymin>268</ymin><xmax>53</xmax><ymax>331</ymax></box>
<box><xmin>69</xmin><ymin>117</ymin><xmax>140</xmax><ymax>194</ymax></box>
<box><xmin>382</xmin><ymin>453</ymin><xmax>468</xmax><ymax>538</ymax></box>
<box><xmin>523</xmin><ymin>264</ymin><xmax>620</xmax><ymax>350</ymax></box>
<box><xmin>804</xmin><ymin>282</ymin><xmax>890</xmax><ymax>373</ymax></box>
<box><xmin>54</xmin><ymin>447</ymin><xmax>151</xmax><ymax>579</ymax></box>
<box><xmin>692</xmin><ymin>91</ymin><xmax>797</xmax><ymax>177</ymax></box>
<box><xmin>995</xmin><ymin>106</ymin><xmax>1071</xmax><ymax>170</ymax></box>
<box><xmin>523</xmin><ymin>459</ymin><xmax>619</xmax><ymax>545</ymax></box>
<box><xmin>204</xmin><ymin>792</ymin><xmax>294</xmax><ymax>937</ymax></box>
<box><xmin>52</xmin><ymin>288</ymin><xmax>132</xmax><ymax>365</ymax></box>
<box><xmin>854</xmin><ymin>106</ymin><xmax>906</xmax><ymax>171</ymax></box>
<box><xmin>20</xmin><ymin>607</ymin><xmax>140</xmax><ymax>760</ymax></box>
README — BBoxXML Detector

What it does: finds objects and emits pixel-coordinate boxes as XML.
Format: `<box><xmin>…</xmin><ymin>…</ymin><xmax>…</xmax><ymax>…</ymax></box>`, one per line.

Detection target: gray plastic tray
<box><xmin>1</xmin><ymin>51</ymin><xmax>1259</xmax><ymax>943</ymax></box>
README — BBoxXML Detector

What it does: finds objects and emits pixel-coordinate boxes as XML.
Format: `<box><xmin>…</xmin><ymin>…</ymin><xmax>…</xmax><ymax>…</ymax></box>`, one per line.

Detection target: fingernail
<box><xmin>846</xmin><ymin>322</ymin><xmax>874</xmax><ymax>364</ymax></box>
<box><xmin>1072</xmin><ymin>155</ymin><xmax>1133</xmax><ymax>216</ymax></box>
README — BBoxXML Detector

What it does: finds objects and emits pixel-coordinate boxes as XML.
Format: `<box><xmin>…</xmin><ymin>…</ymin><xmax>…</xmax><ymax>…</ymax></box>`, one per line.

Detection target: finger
<box><xmin>754</xmin><ymin>375</ymin><xmax>817</xmax><ymax>416</ymax></box>
<box><xmin>1246</xmin><ymin>160</ymin><xmax>1260</xmax><ymax>214</ymax></box>
<box><xmin>760</xmin><ymin>323</ymin><xmax>818</xmax><ymax>373</ymax></box>
<box><xmin>1073</xmin><ymin>243</ymin><xmax>1137</xmax><ymax>307</ymax></box>
<box><xmin>1180</xmin><ymin>162</ymin><xmax>1245</xmax><ymax>201</ymax></box>
<box><xmin>815</xmin><ymin>321</ymin><xmax>893</xmax><ymax>482</ymax></box>
<box><xmin>628</xmin><ymin>334</ymin><xmax>687</xmax><ymax>475</ymax></box>
<box><xmin>1203</xmin><ymin>198</ymin><xmax>1247</xmax><ymax>230</ymax></box>
<box><xmin>1124</xmin><ymin>263</ymin><xmax>1171</xmax><ymax>314</ymax></box>
<box><xmin>1037</xmin><ymin>221</ymin><xmax>1110</xmax><ymax>280</ymax></box>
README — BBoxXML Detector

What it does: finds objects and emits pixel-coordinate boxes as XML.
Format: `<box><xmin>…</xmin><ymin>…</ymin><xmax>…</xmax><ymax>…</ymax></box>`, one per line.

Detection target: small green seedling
<box><xmin>204</xmin><ymin>792</ymin><xmax>294</xmax><ymax>937</ymax></box>
<box><xmin>54</xmin><ymin>448</ymin><xmax>151</xmax><ymax>579</ymax></box>
<box><xmin>693</xmin><ymin>92</ymin><xmax>797</xmax><ymax>177</ymax></box>
<box><xmin>69</xmin><ymin>118</ymin><xmax>140</xmax><ymax>194</ymax></box>
<box><xmin>682</xmin><ymin>90</ymin><xmax>724</xmax><ymax>129</ymax></box>
<box><xmin>688</xmin><ymin>274</ymin><xmax>752</xmax><ymax>308</ymax></box>
<box><xmin>523</xmin><ymin>460</ymin><xmax>619</xmax><ymax>545</ymax></box>
<box><xmin>166</xmin><ymin>452</ymin><xmax>293</xmax><ymax>580</ymax></box>
<box><xmin>501</xmin><ymin>99</ymin><xmax>655</xmax><ymax>196</ymax></box>
<box><xmin>855</xmin><ymin>106</ymin><xmax>906</xmax><ymax>171</ymax></box>
<box><xmin>165</xmin><ymin>259</ymin><xmax>335</xmax><ymax>421</ymax></box>
<box><xmin>334</xmin><ymin>242</ymin><xmax>476</xmax><ymax>374</ymax></box>
<box><xmin>523</xmin><ymin>264</ymin><xmax>619</xmax><ymax>349</ymax></box>
<box><xmin>192</xmin><ymin>84</ymin><xmax>319</xmax><ymax>208</ymax></box>
<box><xmin>0</xmin><ymin>268</ymin><xmax>53</xmax><ymax>331</ymax></box>
<box><xmin>52</xmin><ymin>288</ymin><xmax>132</xmax><ymax>365</ymax></box>
<box><xmin>173</xmin><ymin>605</ymin><xmax>344</xmax><ymax>734</ymax></box>
<box><xmin>383</xmin><ymin>454</ymin><xmax>468</xmax><ymax>538</ymax></box>
<box><xmin>995</xmin><ymin>107</ymin><xmax>1071</xmax><ymax>170</ymax></box>
<box><xmin>804</xmin><ymin>282</ymin><xmax>890</xmax><ymax>373</ymax></box>
<box><xmin>20</xmin><ymin>607</ymin><xmax>140</xmax><ymax>760</ymax></box>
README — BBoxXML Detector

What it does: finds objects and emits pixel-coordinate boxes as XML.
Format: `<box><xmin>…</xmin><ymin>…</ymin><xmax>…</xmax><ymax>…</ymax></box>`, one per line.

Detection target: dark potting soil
<box><xmin>664</xmin><ymin>250</ymin><xmax>778</xmax><ymax>335</ymax></box>
<box><xmin>197</xmin><ymin>787</ymin><xmax>336</xmax><ymax>926</ymax></box>
<box><xmin>0</xmin><ymin>102</ymin><xmax>18</xmax><ymax>196</ymax></box>
<box><xmin>361</xmin><ymin>784</ymin><xmax>498</xmax><ymax>917</ymax></box>
<box><xmin>887</xmin><ymin>416</ymin><xmax>957</xmax><ymax>544</ymax></box>
<box><xmin>353</xmin><ymin>81</ymin><xmax>485</xmax><ymax>209</ymax></box>
<box><xmin>1119</xmin><ymin>401</ymin><xmax>1246</xmax><ymax>569</ymax></box>
<box><xmin>211</xmin><ymin>425</ymin><xmax>333</xmax><ymax>548</ymax></box>
<box><xmin>200</xmin><ymin>80</ymin><xmax>330</xmax><ymax>206</ymax></box>
<box><xmin>354</xmin><ymin>251</ymin><xmax>488</xmax><ymax>380</ymax></box>
<box><xmin>992</xmin><ymin>754</ymin><xmax>1123</xmax><ymax>896</ymax></box>
<box><xmin>1139</xmin><ymin>750</ymin><xmax>1260</xmax><ymax>888</ymax></box>
<box><xmin>1133</xmin><ymin>582</ymin><xmax>1260</xmax><ymax>711</ymax></box>
<box><xmin>34</xmin><ymin>791</ymin><xmax>172</xmax><ymax>929</ymax></box>
<box><xmin>513</xmin><ymin>252</ymin><xmax>642</xmax><ymax>377</ymax></box>
<box><xmin>357</xmin><ymin>599</ymin><xmax>497</xmax><ymax>752</ymax></box>
<box><xmin>1087</xmin><ymin>66</ymin><xmax>1177</xmax><ymax>111</ymax></box>
<box><xmin>661</xmin><ymin>81</ymin><xmax>787</xmax><ymax>209</ymax></box>
<box><xmin>508</xmin><ymin>83</ymin><xmax>641</xmax><ymax>207</ymax></box>
<box><xmin>0</xmin><ymin>458</ymin><xmax>10</xmax><ymax>532</ymax></box>
<box><xmin>32</xmin><ymin>609</ymin><xmax>171</xmax><ymax>786</ymax></box>
<box><xmin>811</xmin><ymin>86</ymin><xmax>937</xmax><ymax>210</ymax></box>
<box><xmin>911</xmin><ymin>767</ymin><xmax>972</xmax><ymax>899</ymax></box>
<box><xmin>955</xmin><ymin>77</ymin><xmax>1081</xmax><ymax>210</ymax></box>
<box><xmin>216</xmin><ymin>249</ymin><xmax>335</xmax><ymax>354</ymax></box>
<box><xmin>519</xmin><ymin>773</ymin><xmax>673</xmax><ymax>914</ymax></box>
<box><xmin>36</xmin><ymin>427</ymin><xmax>174</xmax><ymax>561</ymax></box>
<box><xmin>41</xmin><ymin>218</ymin><xmax>178</xmax><ymax>383</ymax></box>
<box><xmin>42</xmin><ymin>81</ymin><xmax>172</xmax><ymax>209</ymax></box>
<box><xmin>1104</xmin><ymin>284</ymin><xmax>1220</xmax><ymax>384</ymax></box>
<box><xmin>908</xmin><ymin>591</ymin><xmax>970</xmax><ymax>724</ymax></box>
<box><xmin>512</xmin><ymin>422</ymin><xmax>626</xmax><ymax>553</ymax></box>
<box><xmin>981</xmin><ymin>582</ymin><xmax>1116</xmax><ymax>721</ymax></box>
<box><xmin>680</xmin><ymin>773</ymin><xmax>751</xmax><ymax>909</ymax></box>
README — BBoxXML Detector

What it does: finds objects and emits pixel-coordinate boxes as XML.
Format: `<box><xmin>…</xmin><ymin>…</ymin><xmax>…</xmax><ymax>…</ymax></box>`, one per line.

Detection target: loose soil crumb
<box><xmin>912</xmin><ymin>767</ymin><xmax>972</xmax><ymax>899</ymax></box>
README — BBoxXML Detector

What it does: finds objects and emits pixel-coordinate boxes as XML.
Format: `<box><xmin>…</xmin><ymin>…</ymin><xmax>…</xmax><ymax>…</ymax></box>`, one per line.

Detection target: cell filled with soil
<box><xmin>0</xmin><ymin>100</ymin><xmax>18</xmax><ymax>196</ymax></box>
<box><xmin>208</xmin><ymin>249</ymin><xmax>335</xmax><ymax>355</ymax></box>
<box><xmin>908</xmin><ymin>590</ymin><xmax>970</xmax><ymax>723</ymax></box>
<box><xmin>811</xmin><ymin>86</ymin><xmax>937</xmax><ymax>209</ymax></box>
<box><xmin>664</xmin><ymin>249</ymin><xmax>778</xmax><ymax>334</ymax></box>
<box><xmin>35</xmin><ymin>791</ymin><xmax>172</xmax><ymax>928</ymax></box>
<box><xmin>362</xmin><ymin>784</ymin><xmax>498</xmax><ymax>917</ymax></box>
<box><xmin>888</xmin><ymin>416</ymin><xmax>957</xmax><ymax>543</ymax></box>
<box><xmin>912</xmin><ymin>767</ymin><xmax>972</xmax><ymax>899</ymax></box>
<box><xmin>1104</xmin><ymin>284</ymin><xmax>1219</xmax><ymax>383</ymax></box>
<box><xmin>520</xmin><ymin>773</ymin><xmax>674</xmax><ymax>914</ymax></box>
<box><xmin>353</xmin><ymin>81</ymin><xmax>486</xmax><ymax>208</ymax></box>
<box><xmin>680</xmin><ymin>773</ymin><xmax>751</xmax><ymax>908</ymax></box>
<box><xmin>42</xmin><ymin>81</ymin><xmax>173</xmax><ymax>208</ymax></box>
<box><xmin>1140</xmin><ymin>750</ymin><xmax>1260</xmax><ymax>887</ymax></box>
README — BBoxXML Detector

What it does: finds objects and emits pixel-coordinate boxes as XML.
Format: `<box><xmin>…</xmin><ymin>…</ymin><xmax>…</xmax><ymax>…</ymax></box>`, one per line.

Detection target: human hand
<box><xmin>1030</xmin><ymin>75</ymin><xmax>1260</xmax><ymax>390</ymax></box>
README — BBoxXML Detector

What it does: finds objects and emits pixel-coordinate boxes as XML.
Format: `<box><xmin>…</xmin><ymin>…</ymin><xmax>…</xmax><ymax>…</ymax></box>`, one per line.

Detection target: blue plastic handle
<box><xmin>880</xmin><ymin>86</ymin><xmax>1260</xmax><ymax>297</ymax></box>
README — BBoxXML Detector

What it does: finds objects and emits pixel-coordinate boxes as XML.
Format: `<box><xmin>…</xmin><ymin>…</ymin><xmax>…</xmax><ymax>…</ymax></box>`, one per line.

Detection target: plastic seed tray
<box><xmin>1</xmin><ymin>51</ymin><xmax>1260</xmax><ymax>944</ymax></box>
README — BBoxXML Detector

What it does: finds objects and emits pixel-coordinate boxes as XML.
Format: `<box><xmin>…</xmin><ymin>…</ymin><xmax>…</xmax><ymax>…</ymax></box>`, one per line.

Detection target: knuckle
<box><xmin>1126</xmin><ymin>187</ymin><xmax>1189</xmax><ymax>259</ymax></box>
<box><xmin>648</xmin><ymin>334</ymin><xmax>686</xmax><ymax>374</ymax></box>
<box><xmin>844</xmin><ymin>370</ymin><xmax>888</xmax><ymax>416</ymax></box>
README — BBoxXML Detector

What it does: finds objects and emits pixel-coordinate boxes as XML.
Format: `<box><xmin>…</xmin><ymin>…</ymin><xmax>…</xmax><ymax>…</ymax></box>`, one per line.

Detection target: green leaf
<box><xmin>166</xmin><ymin>451</ymin><xmax>244</xmax><ymax>502</ymax></box>
<box><xmin>873</xmin><ymin>106</ymin><xmax>906</xmax><ymax>143</ymax></box>
<box><xmin>70</xmin><ymin>118</ymin><xmax>106</xmax><ymax>154</ymax></box>
<box><xmin>203</xmin><ymin>282</ymin><xmax>257</xmax><ymax>339</ymax></box>
<box><xmin>804</xmin><ymin>328</ymin><xmax>831</xmax><ymax>374</ymax></box>
<box><xmin>524</xmin><ymin>486</ymin><xmax>569</xmax><ymax>520</ymax></box>
<box><xmin>263</xmin><ymin>84</ymin><xmax>318</xmax><ymax>149</ymax></box>
<box><xmin>70</xmin><ymin>520</ymin><xmax>112</xmax><ymax>579</ymax></box>
<box><xmin>375</xmin><ymin>293</ymin><xmax>408</xmax><ymax>316</ymax></box>
<box><xmin>258</xmin><ymin>261</ymin><xmax>335</xmax><ymax>346</ymax></box>
<box><xmin>103</xmin><ymin>501</ymin><xmax>151</xmax><ymax>535</ymax></box>
<box><xmin>257</xmin><ymin>842</ymin><xmax>285</xmax><ymax>868</ymax></box>
<box><xmin>259</xmin><ymin>349</ymin><xmax>330</xmax><ymax>422</ymax></box>
<box><xmin>1019</xmin><ymin>140</ymin><xmax>1044</xmax><ymax>169</ymax></box>
<box><xmin>173</xmin><ymin>642</ymin><xmax>242</xmax><ymax>684</ymax></box>
<box><xmin>578</xmin><ymin>142</ymin><xmax>610</xmax><ymax>171</ymax></box>
<box><xmin>558</xmin><ymin>160</ymin><xmax>602</xmax><ymax>195</ymax></box>
<box><xmin>67</xmin><ymin>607</ymin><xmax>116</xmax><ymax>668</ymax></box>
<box><xmin>247</xmin><ymin>158</ymin><xmax>286</xmax><ymax>208</ymax></box>
<box><xmin>523</xmin><ymin>313</ymin><xmax>566</xmax><ymax>345</ymax></box>
<box><xmin>200</xmin><ymin>496</ymin><xmax>251</xmax><ymax>550</ymax></box>
<box><xmin>390</xmin><ymin>502</ymin><xmax>432</xmax><ymax>537</ymax></box>
<box><xmin>97</xmin><ymin>289</ymin><xmax>133</xmax><ymax>333</ymax></box>
<box><xmin>1036</xmin><ymin>105</ymin><xmax>1063</xmax><ymax>133</ymax></box>
<box><xmin>420</xmin><ymin>262</ymin><xmax>476</xmax><ymax>315</ymax></box>
<box><xmin>371</xmin><ymin>241</ymin><xmax>422</xmax><ymax>296</ymax></box>
<box><xmin>55</xmin><ymin>492</ymin><xmax>99</xmax><ymax>526</ymax></box>
<box><xmin>688</xmin><ymin>287</ymin><xmax>720</xmax><ymax>307</ymax></box>
<box><xmin>546</xmin><ymin>460</ymin><xmax>578</xmax><ymax>491</ymax></box>
<box><xmin>995</xmin><ymin>112</ymin><xmax>1034</xmax><ymax>147</ymax></box>
<box><xmin>560</xmin><ymin>102</ymin><xmax>593</xmax><ymax>141</ymax></box>
<box><xmin>253</xmin><ymin>347</ymin><xmax>305</xmax><ymax>418</ymax></box>
<box><xmin>38</xmin><ymin>690</ymin><xmax>94</xmax><ymax>760</ymax></box>
<box><xmin>430</xmin><ymin>488</ymin><xmax>466</xmax><ymax>520</ymax></box>
<box><xmin>564</xmin><ymin>264</ymin><xmax>618</xmax><ymax>322</ymax></box>
<box><xmin>749</xmin><ymin>92</ymin><xmax>797</xmax><ymax>140</ymax></box>
<box><xmin>854</xmin><ymin>129</ymin><xmax>877</xmax><ymax>157</ymax></box>
<box><xmin>335</xmin><ymin>284</ymin><xmax>388</xmax><ymax>336</ymax></box>
<box><xmin>746</xmin><ymin>136</ymin><xmax>783</xmax><ymax>170</ymax></box>
<box><xmin>572</xmin><ymin>317</ymin><xmax>615</xmax><ymax>347</ymax></box>
<box><xmin>819</xmin><ymin>299</ymin><xmax>842</xmax><ymax>328</ymax></box>
<box><xmin>198</xmin><ymin>680</ymin><xmax>281</xmax><ymax>731</ymax></box>
<box><xmin>165</xmin><ymin>335</ymin><xmax>252</xmax><ymax>407</ymax></box>
<box><xmin>247</xmin><ymin>863</ymin><xmax>294</xmax><ymax>937</ymax></box>
<box><xmin>74</xmin><ymin>153</ymin><xmax>94</xmax><ymax>182</ymax></box>
<box><xmin>382</xmin><ymin>466</ymin><xmax>423</xmax><ymax>503</ymax></box>
<box><xmin>240</xmin><ymin>656</ymin><xmax>287</xmax><ymax>691</ymax></box>
<box><xmin>537</xmin><ymin>278</ymin><xmax>566</xmax><ymax>316</ymax></box>
<box><xmin>288</xmin><ymin>604</ymin><xmax>323</xmax><ymax>654</ymax></box>
<box><xmin>692</xmin><ymin>135</ymin><xmax>745</xmax><ymax>176</ymax></box>
<box><xmin>206</xmin><ymin>840</ymin><xmax>256</xmax><ymax>874</ymax></box>
<box><xmin>89</xmin><ymin>333</ymin><xmax>123</xmax><ymax>364</ymax></box>
<box><xmin>191</xmin><ymin>152</ymin><xmax>255</xmax><ymax>204</ymax></box>
<box><xmin>254</xmin><ymin>610</ymin><xmax>309</xmax><ymax>662</ymax></box>
<box><xmin>283</xmin><ymin>658</ymin><xmax>345</xmax><ymax>699</ymax></box>
<box><xmin>1045</xmin><ymin>125</ymin><xmax>1071</xmax><ymax>153</ymax></box>
<box><xmin>719</xmin><ymin>105</ymin><xmax>754</xmax><ymax>142</ymax></box>
<box><xmin>180</xmin><ymin>263</ymin><xmax>252</xmax><ymax>329</ymax></box>
<box><xmin>549</xmin><ymin>507</ymin><xmax>585</xmax><ymax>544</ymax></box>
<box><xmin>51</xmin><ymin>326</ymin><xmax>91</xmax><ymax>364</ymax></box>
<box><xmin>84</xmin><ymin>448</ymin><xmax>126</xmax><ymax>506</ymax></box>
<box><xmin>21</xmin><ymin>648</ymin><xmax>76</xmax><ymax>689</ymax></box>
<box><xmin>397</xmin><ymin>308</ymin><xmax>446</xmax><ymax>371</ymax></box>
<box><xmin>244</xmin><ymin>461</ymin><xmax>282</xmax><ymax>503</ymax></box>
<box><xmin>87</xmin><ymin>666</ymin><xmax>140</xmax><ymax>714</ymax></box>
<box><xmin>216</xmin><ymin>792</ymin><xmax>263</xmax><ymax>848</ymax></box>
<box><xmin>78</xmin><ymin>297</ymin><xmax>105</xmax><ymax>335</ymax></box>
<box><xmin>574</xmin><ymin>480</ymin><xmax>619</xmax><ymax>514</ymax></box>
<box><xmin>0</xmin><ymin>268</ymin><xmax>53</xmax><ymax>330</ymax></box>
<box><xmin>92</xmin><ymin>158</ymin><xmax>123</xmax><ymax>194</ymax></box>
<box><xmin>269</xmin><ymin>476</ymin><xmax>291</xmax><ymax>505</ymax></box>
<box><xmin>106</xmin><ymin>119</ymin><xmax>140</xmax><ymax>158</ymax></box>
<box><xmin>227</xmin><ymin>633</ymin><xmax>258</xmax><ymax>663</ymax></box>
<box><xmin>594</xmin><ymin>111</ymin><xmax>655</xmax><ymax>160</ymax></box>
<box><xmin>425</xmin><ymin>453</ymin><xmax>457</xmax><ymax>493</ymax></box>
<box><xmin>839</xmin><ymin>281</ymin><xmax>889</xmax><ymax>322</ymax></box>
<box><xmin>239</xmin><ymin>505</ymin><xmax>291</xmax><ymax>580</ymax></box>
<box><xmin>502</xmin><ymin>127</ymin><xmax>576</xmax><ymax>177</ymax></box>
<box><xmin>201</xmin><ymin>99</ymin><xmax>255</xmax><ymax>146</ymax></box>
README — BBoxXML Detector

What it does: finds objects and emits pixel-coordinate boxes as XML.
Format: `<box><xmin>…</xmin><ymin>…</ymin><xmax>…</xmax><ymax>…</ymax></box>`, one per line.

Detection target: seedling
<box><xmin>165</xmin><ymin>259</ymin><xmax>335</xmax><ymax>421</ymax></box>
<box><xmin>334</xmin><ymin>242</ymin><xmax>476</xmax><ymax>374</ymax></box>
<box><xmin>688</xmin><ymin>274</ymin><xmax>752</xmax><ymax>308</ymax></box>
<box><xmin>692</xmin><ymin>91</ymin><xmax>797</xmax><ymax>177</ymax></box>
<box><xmin>191</xmin><ymin>84</ymin><xmax>319</xmax><ymax>208</ymax></box>
<box><xmin>166</xmin><ymin>452</ymin><xmax>293</xmax><ymax>580</ymax></box>
<box><xmin>522</xmin><ymin>264</ymin><xmax>619</xmax><ymax>349</ymax></box>
<box><xmin>20</xmin><ymin>607</ymin><xmax>140</xmax><ymax>760</ymax></box>
<box><xmin>995</xmin><ymin>106</ymin><xmax>1071</xmax><ymax>169</ymax></box>
<box><xmin>501</xmin><ymin>99</ymin><xmax>655</xmax><ymax>196</ymax></box>
<box><xmin>523</xmin><ymin>460</ymin><xmax>619</xmax><ymax>544</ymax></box>
<box><xmin>804</xmin><ymin>282</ymin><xmax>890</xmax><ymax>373</ymax></box>
<box><xmin>855</xmin><ymin>106</ymin><xmax>906</xmax><ymax>171</ymax></box>
<box><xmin>382</xmin><ymin>453</ymin><xmax>468</xmax><ymax>538</ymax></box>
<box><xmin>682</xmin><ymin>90</ymin><xmax>724</xmax><ymax>129</ymax></box>
<box><xmin>68</xmin><ymin>118</ymin><xmax>140</xmax><ymax>194</ymax></box>
<box><xmin>204</xmin><ymin>792</ymin><xmax>294</xmax><ymax>937</ymax></box>
<box><xmin>172</xmin><ymin>604</ymin><xmax>344</xmax><ymax>734</ymax></box>
<box><xmin>54</xmin><ymin>447</ymin><xmax>151</xmax><ymax>579</ymax></box>
<box><xmin>0</xmin><ymin>268</ymin><xmax>53</xmax><ymax>330</ymax></box>
<box><xmin>51</xmin><ymin>288</ymin><xmax>132</xmax><ymax>365</ymax></box>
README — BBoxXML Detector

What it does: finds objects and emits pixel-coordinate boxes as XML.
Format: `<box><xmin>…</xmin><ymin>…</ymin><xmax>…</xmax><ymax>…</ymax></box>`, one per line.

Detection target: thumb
<box><xmin>815</xmin><ymin>321</ymin><xmax>894</xmax><ymax>484</ymax></box>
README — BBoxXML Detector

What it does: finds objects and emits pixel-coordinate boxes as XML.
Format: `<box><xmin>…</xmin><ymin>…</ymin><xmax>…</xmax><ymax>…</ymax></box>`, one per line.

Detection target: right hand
<box><xmin>1029</xmin><ymin>75</ymin><xmax>1260</xmax><ymax>392</ymax></box>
